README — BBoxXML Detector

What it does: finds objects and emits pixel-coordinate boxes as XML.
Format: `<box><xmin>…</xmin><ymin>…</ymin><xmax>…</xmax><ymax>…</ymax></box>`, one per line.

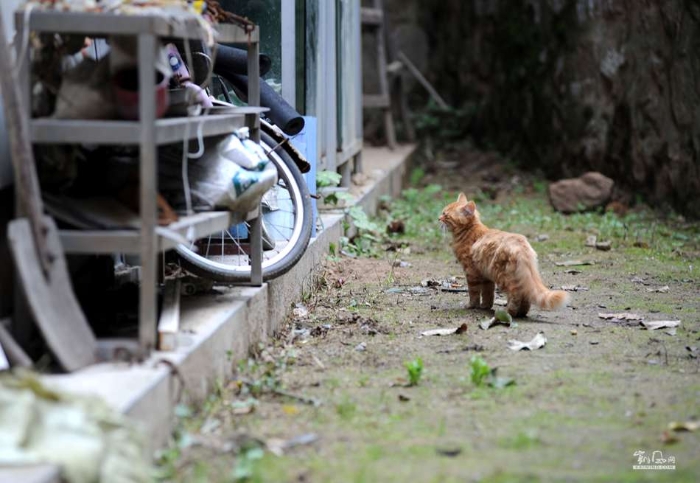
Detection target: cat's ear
<box><xmin>457</xmin><ymin>193</ymin><xmax>468</xmax><ymax>204</ymax></box>
<box><xmin>464</xmin><ymin>200</ymin><xmax>477</xmax><ymax>216</ymax></box>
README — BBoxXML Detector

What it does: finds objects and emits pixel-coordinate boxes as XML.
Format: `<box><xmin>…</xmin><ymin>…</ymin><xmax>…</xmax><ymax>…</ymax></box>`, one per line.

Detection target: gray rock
<box><xmin>548</xmin><ymin>172</ymin><xmax>614</xmax><ymax>213</ymax></box>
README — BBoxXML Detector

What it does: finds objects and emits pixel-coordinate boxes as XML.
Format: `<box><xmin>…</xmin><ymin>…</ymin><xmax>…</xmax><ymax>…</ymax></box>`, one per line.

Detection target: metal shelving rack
<box><xmin>15</xmin><ymin>9</ymin><xmax>264</xmax><ymax>355</ymax></box>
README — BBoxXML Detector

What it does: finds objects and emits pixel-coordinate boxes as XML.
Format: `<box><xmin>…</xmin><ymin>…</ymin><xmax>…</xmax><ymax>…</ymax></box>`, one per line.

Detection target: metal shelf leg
<box><xmin>138</xmin><ymin>33</ymin><xmax>158</xmax><ymax>353</ymax></box>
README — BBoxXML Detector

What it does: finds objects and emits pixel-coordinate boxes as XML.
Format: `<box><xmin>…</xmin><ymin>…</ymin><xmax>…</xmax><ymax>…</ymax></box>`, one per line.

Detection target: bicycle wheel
<box><xmin>175</xmin><ymin>131</ymin><xmax>312</xmax><ymax>282</ymax></box>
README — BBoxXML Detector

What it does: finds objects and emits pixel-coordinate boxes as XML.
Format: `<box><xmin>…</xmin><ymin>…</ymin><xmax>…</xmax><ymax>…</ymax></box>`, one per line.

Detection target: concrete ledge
<box><xmin>35</xmin><ymin>145</ymin><xmax>414</xmax><ymax>454</ymax></box>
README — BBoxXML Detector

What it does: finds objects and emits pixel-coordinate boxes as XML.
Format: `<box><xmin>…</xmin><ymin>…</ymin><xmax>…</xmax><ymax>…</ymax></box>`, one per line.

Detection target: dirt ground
<box><xmin>162</xmin><ymin>147</ymin><xmax>700</xmax><ymax>482</ymax></box>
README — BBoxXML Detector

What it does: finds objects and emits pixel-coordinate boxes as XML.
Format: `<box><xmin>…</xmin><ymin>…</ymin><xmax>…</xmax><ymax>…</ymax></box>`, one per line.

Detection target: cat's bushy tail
<box><xmin>519</xmin><ymin>259</ymin><xmax>570</xmax><ymax>310</ymax></box>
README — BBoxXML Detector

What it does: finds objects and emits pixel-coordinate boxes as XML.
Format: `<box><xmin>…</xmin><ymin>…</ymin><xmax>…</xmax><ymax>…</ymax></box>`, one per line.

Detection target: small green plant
<box><xmin>232</xmin><ymin>446</ymin><xmax>264</xmax><ymax>482</ymax></box>
<box><xmin>336</xmin><ymin>397</ymin><xmax>357</xmax><ymax>420</ymax></box>
<box><xmin>316</xmin><ymin>170</ymin><xmax>342</xmax><ymax>189</ymax></box>
<box><xmin>405</xmin><ymin>357</ymin><xmax>424</xmax><ymax>386</ymax></box>
<box><xmin>470</xmin><ymin>355</ymin><xmax>490</xmax><ymax>387</ymax></box>
<box><xmin>357</xmin><ymin>374</ymin><xmax>370</xmax><ymax>388</ymax></box>
<box><xmin>235</xmin><ymin>346</ymin><xmax>298</xmax><ymax>398</ymax></box>
<box><xmin>341</xmin><ymin>206</ymin><xmax>385</xmax><ymax>257</ymax></box>
<box><xmin>327</xmin><ymin>242</ymin><xmax>340</xmax><ymax>262</ymax></box>
<box><xmin>469</xmin><ymin>356</ymin><xmax>515</xmax><ymax>389</ymax></box>
<box><xmin>410</xmin><ymin>167</ymin><xmax>426</xmax><ymax>186</ymax></box>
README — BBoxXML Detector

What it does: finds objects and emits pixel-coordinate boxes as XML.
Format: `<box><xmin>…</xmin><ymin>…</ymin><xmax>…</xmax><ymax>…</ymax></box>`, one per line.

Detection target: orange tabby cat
<box><xmin>439</xmin><ymin>193</ymin><xmax>569</xmax><ymax>317</ymax></box>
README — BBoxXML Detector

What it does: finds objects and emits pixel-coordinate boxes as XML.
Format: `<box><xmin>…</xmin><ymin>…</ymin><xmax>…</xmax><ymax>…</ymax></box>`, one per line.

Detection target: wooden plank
<box><xmin>361</xmin><ymin>7</ymin><xmax>383</xmax><ymax>25</ymax></box>
<box><xmin>157</xmin><ymin>279</ymin><xmax>181</xmax><ymax>352</ymax></box>
<box><xmin>398</xmin><ymin>51</ymin><xmax>449</xmax><ymax>109</ymax></box>
<box><xmin>8</xmin><ymin>217</ymin><xmax>96</xmax><ymax>372</ymax></box>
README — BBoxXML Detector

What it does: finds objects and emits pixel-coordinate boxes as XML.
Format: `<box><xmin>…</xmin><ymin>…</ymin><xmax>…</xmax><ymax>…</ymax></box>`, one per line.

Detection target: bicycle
<box><xmin>175</xmin><ymin>120</ymin><xmax>312</xmax><ymax>282</ymax></box>
<box><xmin>171</xmin><ymin>42</ymin><xmax>313</xmax><ymax>282</ymax></box>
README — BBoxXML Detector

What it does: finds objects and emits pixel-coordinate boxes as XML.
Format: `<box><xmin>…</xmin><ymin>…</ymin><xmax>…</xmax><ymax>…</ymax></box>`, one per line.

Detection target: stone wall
<box><xmin>384</xmin><ymin>0</ymin><xmax>700</xmax><ymax>217</ymax></box>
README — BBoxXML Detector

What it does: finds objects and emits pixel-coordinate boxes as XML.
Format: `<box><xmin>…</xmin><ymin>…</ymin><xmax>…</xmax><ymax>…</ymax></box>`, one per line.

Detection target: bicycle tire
<box><xmin>175</xmin><ymin>131</ymin><xmax>312</xmax><ymax>283</ymax></box>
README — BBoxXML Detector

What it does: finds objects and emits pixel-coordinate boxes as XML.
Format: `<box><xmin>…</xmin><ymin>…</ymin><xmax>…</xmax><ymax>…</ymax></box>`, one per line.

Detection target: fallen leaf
<box><xmin>561</xmin><ymin>285</ymin><xmax>589</xmax><ymax>292</ymax></box>
<box><xmin>598</xmin><ymin>312</ymin><xmax>643</xmax><ymax>321</ymax></box>
<box><xmin>633</xmin><ymin>240</ymin><xmax>650</xmax><ymax>248</ymax></box>
<box><xmin>555</xmin><ymin>260</ymin><xmax>594</xmax><ymax>267</ymax></box>
<box><xmin>292</xmin><ymin>303</ymin><xmax>309</xmax><ymax>319</ymax></box>
<box><xmin>421</xmin><ymin>323</ymin><xmax>468</xmax><ymax>337</ymax></box>
<box><xmin>570</xmin><ymin>329</ymin><xmax>578</xmax><ymax>336</ymax></box>
<box><xmin>231</xmin><ymin>398</ymin><xmax>258</xmax><ymax>415</ymax></box>
<box><xmin>507</xmin><ymin>332</ymin><xmax>547</xmax><ymax>351</ymax></box>
<box><xmin>590</xmin><ymin>341</ymin><xmax>600</xmax><ymax>345</ymax></box>
<box><xmin>436</xmin><ymin>447</ymin><xmax>462</xmax><ymax>457</ymax></box>
<box><xmin>398</xmin><ymin>394</ymin><xmax>410</xmax><ymax>402</ymax></box>
<box><xmin>660</xmin><ymin>431</ymin><xmax>679</xmax><ymax>445</ymax></box>
<box><xmin>641</xmin><ymin>320</ymin><xmax>681</xmax><ymax>331</ymax></box>
<box><xmin>668</xmin><ymin>421</ymin><xmax>700</xmax><ymax>432</ymax></box>
<box><xmin>483</xmin><ymin>367</ymin><xmax>516</xmax><ymax>389</ymax></box>
<box><xmin>595</xmin><ymin>241</ymin><xmax>612</xmax><ymax>251</ymax></box>
<box><xmin>479</xmin><ymin>310</ymin><xmax>516</xmax><ymax>330</ymax></box>
<box><xmin>534</xmin><ymin>234</ymin><xmax>550</xmax><ymax>242</ymax></box>
<box><xmin>564</xmin><ymin>269</ymin><xmax>582</xmax><ymax>275</ymax></box>
<box><xmin>461</xmin><ymin>344</ymin><xmax>485</xmax><ymax>352</ymax></box>
<box><xmin>391</xmin><ymin>377</ymin><xmax>409</xmax><ymax>387</ymax></box>
<box><xmin>494</xmin><ymin>309</ymin><xmax>512</xmax><ymax>323</ymax></box>
<box><xmin>282</xmin><ymin>405</ymin><xmax>300</xmax><ymax>416</ymax></box>
<box><xmin>267</xmin><ymin>433</ymin><xmax>319</xmax><ymax>456</ymax></box>
<box><xmin>488</xmin><ymin>376</ymin><xmax>516</xmax><ymax>389</ymax></box>
<box><xmin>585</xmin><ymin>235</ymin><xmax>597</xmax><ymax>247</ymax></box>
<box><xmin>387</xmin><ymin>220</ymin><xmax>405</xmax><ymax>234</ymax></box>
<box><xmin>312</xmin><ymin>355</ymin><xmax>325</xmax><ymax>370</ymax></box>
<box><xmin>355</xmin><ymin>342</ymin><xmax>367</xmax><ymax>352</ymax></box>
<box><xmin>647</xmin><ymin>285</ymin><xmax>670</xmax><ymax>293</ymax></box>
<box><xmin>200</xmin><ymin>417</ymin><xmax>222</xmax><ymax>434</ymax></box>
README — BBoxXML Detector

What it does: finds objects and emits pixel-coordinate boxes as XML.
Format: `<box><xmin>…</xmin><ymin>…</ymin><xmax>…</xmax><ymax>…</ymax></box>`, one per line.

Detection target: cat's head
<box><xmin>439</xmin><ymin>193</ymin><xmax>479</xmax><ymax>231</ymax></box>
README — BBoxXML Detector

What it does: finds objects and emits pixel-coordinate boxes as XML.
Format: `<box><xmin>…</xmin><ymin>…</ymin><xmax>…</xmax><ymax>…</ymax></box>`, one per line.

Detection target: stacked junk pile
<box><xmin>0</xmin><ymin>0</ymin><xmax>311</xmax><ymax>398</ymax></box>
<box><xmin>0</xmin><ymin>2</ymin><xmax>311</xmax><ymax>478</ymax></box>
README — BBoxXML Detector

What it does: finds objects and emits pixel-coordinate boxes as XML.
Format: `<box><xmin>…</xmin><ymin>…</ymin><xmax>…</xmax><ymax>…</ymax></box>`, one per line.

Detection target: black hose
<box><xmin>214</xmin><ymin>44</ymin><xmax>271</xmax><ymax>77</ymax></box>
<box><xmin>220</xmin><ymin>72</ymin><xmax>305</xmax><ymax>136</ymax></box>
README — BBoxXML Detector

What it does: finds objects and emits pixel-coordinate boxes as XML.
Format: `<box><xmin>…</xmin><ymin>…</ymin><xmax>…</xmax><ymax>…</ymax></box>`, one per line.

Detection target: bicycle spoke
<box><xmin>225</xmin><ymin>228</ymin><xmax>249</xmax><ymax>263</ymax></box>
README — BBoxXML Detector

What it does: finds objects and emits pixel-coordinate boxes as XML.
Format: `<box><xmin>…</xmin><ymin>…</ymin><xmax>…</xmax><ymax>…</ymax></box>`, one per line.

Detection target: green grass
<box><xmin>159</xmin><ymin>175</ymin><xmax>700</xmax><ymax>483</ymax></box>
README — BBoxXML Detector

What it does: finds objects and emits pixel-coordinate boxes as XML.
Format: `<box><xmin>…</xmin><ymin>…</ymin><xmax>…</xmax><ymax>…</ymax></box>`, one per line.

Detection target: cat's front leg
<box><xmin>480</xmin><ymin>281</ymin><xmax>495</xmax><ymax>309</ymax></box>
<box><xmin>466</xmin><ymin>276</ymin><xmax>483</xmax><ymax>309</ymax></box>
